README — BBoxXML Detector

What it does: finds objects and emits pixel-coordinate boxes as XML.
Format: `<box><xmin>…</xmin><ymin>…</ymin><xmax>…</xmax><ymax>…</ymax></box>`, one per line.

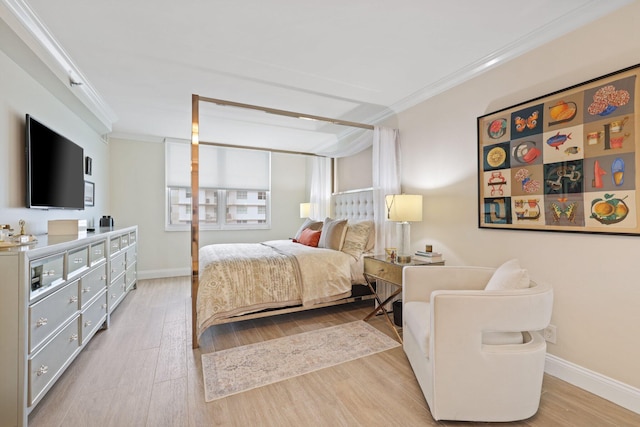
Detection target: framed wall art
<box><xmin>478</xmin><ymin>63</ymin><xmax>639</xmax><ymax>235</ymax></box>
<box><xmin>84</xmin><ymin>181</ymin><xmax>95</xmax><ymax>207</ymax></box>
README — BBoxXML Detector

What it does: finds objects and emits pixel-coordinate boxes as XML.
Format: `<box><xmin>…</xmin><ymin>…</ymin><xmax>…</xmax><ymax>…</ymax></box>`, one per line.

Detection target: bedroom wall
<box><xmin>0</xmin><ymin>47</ymin><xmax>108</xmax><ymax>236</ymax></box>
<box><xmin>392</xmin><ymin>2</ymin><xmax>640</xmax><ymax>394</ymax></box>
<box><xmin>109</xmin><ymin>138</ymin><xmax>309</xmax><ymax>278</ymax></box>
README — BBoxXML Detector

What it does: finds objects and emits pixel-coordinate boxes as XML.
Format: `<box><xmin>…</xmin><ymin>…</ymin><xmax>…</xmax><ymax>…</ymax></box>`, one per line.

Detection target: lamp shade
<box><xmin>385</xmin><ymin>194</ymin><xmax>423</xmax><ymax>222</ymax></box>
<box><xmin>300</xmin><ymin>202</ymin><xmax>311</xmax><ymax>218</ymax></box>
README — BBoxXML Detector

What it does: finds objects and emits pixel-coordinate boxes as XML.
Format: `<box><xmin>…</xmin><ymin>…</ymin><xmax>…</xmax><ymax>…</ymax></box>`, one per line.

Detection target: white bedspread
<box><xmin>197</xmin><ymin>240</ymin><xmax>352</xmax><ymax>337</ymax></box>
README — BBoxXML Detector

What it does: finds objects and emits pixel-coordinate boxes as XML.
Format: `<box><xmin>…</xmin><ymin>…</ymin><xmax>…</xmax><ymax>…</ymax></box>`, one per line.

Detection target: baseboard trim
<box><xmin>138</xmin><ymin>268</ymin><xmax>189</xmax><ymax>280</ymax></box>
<box><xmin>545</xmin><ymin>353</ymin><xmax>640</xmax><ymax>414</ymax></box>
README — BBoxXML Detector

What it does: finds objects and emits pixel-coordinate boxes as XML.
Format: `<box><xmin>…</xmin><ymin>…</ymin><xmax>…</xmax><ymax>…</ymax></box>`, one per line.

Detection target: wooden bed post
<box><xmin>191</xmin><ymin>94</ymin><xmax>200</xmax><ymax>349</ymax></box>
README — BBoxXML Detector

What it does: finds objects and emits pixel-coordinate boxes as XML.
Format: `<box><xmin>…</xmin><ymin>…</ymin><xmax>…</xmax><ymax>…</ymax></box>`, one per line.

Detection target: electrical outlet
<box><xmin>543</xmin><ymin>324</ymin><xmax>557</xmax><ymax>344</ymax></box>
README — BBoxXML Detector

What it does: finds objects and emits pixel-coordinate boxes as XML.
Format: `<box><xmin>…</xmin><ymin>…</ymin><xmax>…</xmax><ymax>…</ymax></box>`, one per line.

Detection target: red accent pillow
<box><xmin>297</xmin><ymin>228</ymin><xmax>321</xmax><ymax>247</ymax></box>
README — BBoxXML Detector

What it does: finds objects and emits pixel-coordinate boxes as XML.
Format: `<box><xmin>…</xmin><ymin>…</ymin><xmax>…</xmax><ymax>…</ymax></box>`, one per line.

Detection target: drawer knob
<box><xmin>84</xmin><ymin>320</ymin><xmax>92</xmax><ymax>327</ymax></box>
<box><xmin>82</xmin><ymin>287</ymin><xmax>91</xmax><ymax>293</ymax></box>
<box><xmin>36</xmin><ymin>317</ymin><xmax>48</xmax><ymax>327</ymax></box>
<box><xmin>70</xmin><ymin>334</ymin><xmax>78</xmax><ymax>342</ymax></box>
<box><xmin>69</xmin><ymin>296</ymin><xmax>78</xmax><ymax>303</ymax></box>
<box><xmin>101</xmin><ymin>275</ymin><xmax>107</xmax><ymax>281</ymax></box>
<box><xmin>36</xmin><ymin>365</ymin><xmax>48</xmax><ymax>376</ymax></box>
<box><xmin>74</xmin><ymin>257</ymin><xmax>83</xmax><ymax>264</ymax></box>
<box><xmin>101</xmin><ymin>304</ymin><xmax>108</xmax><ymax>309</ymax></box>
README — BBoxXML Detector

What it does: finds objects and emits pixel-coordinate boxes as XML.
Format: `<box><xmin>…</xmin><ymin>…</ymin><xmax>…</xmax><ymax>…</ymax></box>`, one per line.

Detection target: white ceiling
<box><xmin>2</xmin><ymin>0</ymin><xmax>633</xmax><ymax>154</ymax></box>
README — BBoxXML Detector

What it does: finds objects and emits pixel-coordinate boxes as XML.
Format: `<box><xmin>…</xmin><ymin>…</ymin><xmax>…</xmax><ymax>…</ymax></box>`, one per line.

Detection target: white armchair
<box><xmin>402</xmin><ymin>264</ymin><xmax>553</xmax><ymax>422</ymax></box>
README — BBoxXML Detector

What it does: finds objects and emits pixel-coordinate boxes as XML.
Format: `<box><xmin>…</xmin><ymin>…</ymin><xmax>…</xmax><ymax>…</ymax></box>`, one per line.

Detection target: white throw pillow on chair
<box><xmin>485</xmin><ymin>259</ymin><xmax>530</xmax><ymax>291</ymax></box>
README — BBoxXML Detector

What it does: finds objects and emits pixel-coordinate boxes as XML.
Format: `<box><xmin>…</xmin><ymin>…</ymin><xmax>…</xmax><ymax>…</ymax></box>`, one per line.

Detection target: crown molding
<box><xmin>1</xmin><ymin>0</ymin><xmax>116</xmax><ymax>133</ymax></box>
<box><xmin>389</xmin><ymin>0</ymin><xmax>634</xmax><ymax>115</ymax></box>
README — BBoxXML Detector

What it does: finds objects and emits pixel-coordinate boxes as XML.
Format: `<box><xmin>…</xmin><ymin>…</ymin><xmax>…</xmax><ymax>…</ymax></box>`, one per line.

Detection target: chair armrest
<box><xmin>402</xmin><ymin>266</ymin><xmax>495</xmax><ymax>303</ymax></box>
<box><xmin>431</xmin><ymin>281</ymin><xmax>553</xmax><ymax>336</ymax></box>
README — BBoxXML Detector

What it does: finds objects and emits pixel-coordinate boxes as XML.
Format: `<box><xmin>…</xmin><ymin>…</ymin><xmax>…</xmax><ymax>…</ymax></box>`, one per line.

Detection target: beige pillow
<box><xmin>294</xmin><ymin>218</ymin><xmax>323</xmax><ymax>240</ymax></box>
<box><xmin>318</xmin><ymin>217</ymin><xmax>348</xmax><ymax>251</ymax></box>
<box><xmin>342</xmin><ymin>220</ymin><xmax>374</xmax><ymax>260</ymax></box>
<box><xmin>485</xmin><ymin>259</ymin><xmax>530</xmax><ymax>290</ymax></box>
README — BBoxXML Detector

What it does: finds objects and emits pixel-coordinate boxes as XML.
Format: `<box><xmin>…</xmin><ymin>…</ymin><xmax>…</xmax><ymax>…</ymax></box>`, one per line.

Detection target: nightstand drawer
<box><xmin>364</xmin><ymin>258</ymin><xmax>402</xmax><ymax>285</ymax></box>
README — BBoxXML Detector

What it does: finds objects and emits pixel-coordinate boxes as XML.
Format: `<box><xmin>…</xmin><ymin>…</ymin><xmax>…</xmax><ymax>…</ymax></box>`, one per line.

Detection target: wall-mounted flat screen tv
<box><xmin>26</xmin><ymin>114</ymin><xmax>85</xmax><ymax>210</ymax></box>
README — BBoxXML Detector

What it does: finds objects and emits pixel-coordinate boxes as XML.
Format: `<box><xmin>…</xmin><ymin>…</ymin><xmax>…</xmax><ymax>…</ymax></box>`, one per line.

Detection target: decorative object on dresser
<box><xmin>0</xmin><ymin>225</ymin><xmax>137</xmax><ymax>427</ymax></box>
<box><xmin>385</xmin><ymin>194</ymin><xmax>423</xmax><ymax>263</ymax></box>
<box><xmin>402</xmin><ymin>261</ymin><xmax>553</xmax><ymax>421</ymax></box>
<box><xmin>201</xmin><ymin>321</ymin><xmax>399</xmax><ymax>402</ymax></box>
<box><xmin>362</xmin><ymin>254</ymin><xmax>444</xmax><ymax>342</ymax></box>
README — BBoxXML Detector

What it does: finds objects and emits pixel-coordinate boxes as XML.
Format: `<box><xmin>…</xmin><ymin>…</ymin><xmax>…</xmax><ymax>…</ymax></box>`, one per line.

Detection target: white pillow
<box><xmin>317</xmin><ymin>217</ymin><xmax>348</xmax><ymax>251</ymax></box>
<box><xmin>341</xmin><ymin>220</ymin><xmax>374</xmax><ymax>260</ymax></box>
<box><xmin>485</xmin><ymin>259</ymin><xmax>530</xmax><ymax>290</ymax></box>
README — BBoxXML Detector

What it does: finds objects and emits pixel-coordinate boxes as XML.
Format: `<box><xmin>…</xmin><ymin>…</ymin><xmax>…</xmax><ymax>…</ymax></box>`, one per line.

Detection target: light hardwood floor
<box><xmin>28</xmin><ymin>277</ymin><xmax>640</xmax><ymax>427</ymax></box>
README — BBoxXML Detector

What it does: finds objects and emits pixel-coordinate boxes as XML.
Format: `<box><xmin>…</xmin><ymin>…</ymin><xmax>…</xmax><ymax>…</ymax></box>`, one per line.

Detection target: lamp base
<box><xmin>396</xmin><ymin>221</ymin><xmax>411</xmax><ymax>260</ymax></box>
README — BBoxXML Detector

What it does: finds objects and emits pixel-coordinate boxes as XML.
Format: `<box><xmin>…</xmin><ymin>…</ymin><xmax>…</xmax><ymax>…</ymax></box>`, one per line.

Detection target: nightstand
<box><xmin>363</xmin><ymin>254</ymin><xmax>444</xmax><ymax>342</ymax></box>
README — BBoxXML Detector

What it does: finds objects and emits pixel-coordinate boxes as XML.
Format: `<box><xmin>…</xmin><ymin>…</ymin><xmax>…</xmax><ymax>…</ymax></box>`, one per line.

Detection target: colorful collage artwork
<box><xmin>478</xmin><ymin>65</ymin><xmax>640</xmax><ymax>234</ymax></box>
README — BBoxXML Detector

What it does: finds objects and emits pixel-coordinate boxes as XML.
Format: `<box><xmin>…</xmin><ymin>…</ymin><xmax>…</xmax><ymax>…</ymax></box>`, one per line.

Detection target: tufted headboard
<box><xmin>331</xmin><ymin>188</ymin><xmax>374</xmax><ymax>221</ymax></box>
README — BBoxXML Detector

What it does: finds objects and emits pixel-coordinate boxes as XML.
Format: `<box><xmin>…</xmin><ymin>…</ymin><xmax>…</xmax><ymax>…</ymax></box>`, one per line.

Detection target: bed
<box><xmin>194</xmin><ymin>189</ymin><xmax>377</xmax><ymax>342</ymax></box>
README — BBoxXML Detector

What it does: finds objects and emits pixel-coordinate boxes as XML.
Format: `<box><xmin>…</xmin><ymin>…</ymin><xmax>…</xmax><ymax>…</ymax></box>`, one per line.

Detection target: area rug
<box><xmin>201</xmin><ymin>320</ymin><xmax>400</xmax><ymax>401</ymax></box>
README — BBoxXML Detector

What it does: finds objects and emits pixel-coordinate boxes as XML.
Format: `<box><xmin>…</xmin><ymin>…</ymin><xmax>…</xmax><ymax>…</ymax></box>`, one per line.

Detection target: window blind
<box><xmin>166</xmin><ymin>141</ymin><xmax>270</xmax><ymax>189</ymax></box>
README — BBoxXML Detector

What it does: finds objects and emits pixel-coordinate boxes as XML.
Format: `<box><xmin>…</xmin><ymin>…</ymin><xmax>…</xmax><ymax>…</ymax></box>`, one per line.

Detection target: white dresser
<box><xmin>0</xmin><ymin>225</ymin><xmax>137</xmax><ymax>427</ymax></box>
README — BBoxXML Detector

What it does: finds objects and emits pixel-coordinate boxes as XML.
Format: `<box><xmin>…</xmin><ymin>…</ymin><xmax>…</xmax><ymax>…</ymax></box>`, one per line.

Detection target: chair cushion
<box><xmin>404</xmin><ymin>301</ymin><xmax>431</xmax><ymax>357</ymax></box>
<box><xmin>485</xmin><ymin>259</ymin><xmax>530</xmax><ymax>290</ymax></box>
<box><xmin>483</xmin><ymin>331</ymin><xmax>524</xmax><ymax>345</ymax></box>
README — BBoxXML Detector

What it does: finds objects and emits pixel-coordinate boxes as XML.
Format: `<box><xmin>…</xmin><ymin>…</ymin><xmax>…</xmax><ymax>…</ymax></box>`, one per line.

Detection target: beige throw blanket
<box><xmin>197</xmin><ymin>240</ymin><xmax>352</xmax><ymax>338</ymax></box>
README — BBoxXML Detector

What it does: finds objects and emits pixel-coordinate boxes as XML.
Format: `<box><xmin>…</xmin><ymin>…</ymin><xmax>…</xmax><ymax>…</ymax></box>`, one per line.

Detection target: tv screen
<box><xmin>26</xmin><ymin>115</ymin><xmax>85</xmax><ymax>210</ymax></box>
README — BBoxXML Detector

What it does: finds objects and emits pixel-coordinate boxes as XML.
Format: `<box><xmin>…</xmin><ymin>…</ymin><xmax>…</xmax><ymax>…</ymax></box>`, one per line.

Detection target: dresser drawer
<box><xmin>125</xmin><ymin>245</ymin><xmax>137</xmax><ymax>267</ymax></box>
<box><xmin>81</xmin><ymin>290</ymin><xmax>107</xmax><ymax>344</ymax></box>
<box><xmin>129</xmin><ymin>231</ymin><xmax>137</xmax><ymax>244</ymax></box>
<box><xmin>79</xmin><ymin>263</ymin><xmax>108</xmax><ymax>309</ymax></box>
<box><xmin>29</xmin><ymin>280</ymin><xmax>80</xmax><ymax>353</ymax></box>
<box><xmin>30</xmin><ymin>253</ymin><xmax>65</xmax><ymax>298</ymax></box>
<box><xmin>67</xmin><ymin>246</ymin><xmax>89</xmax><ymax>279</ymax></box>
<box><xmin>110</xmin><ymin>252</ymin><xmax>126</xmax><ymax>281</ymax></box>
<box><xmin>120</xmin><ymin>233</ymin><xmax>129</xmax><ymax>248</ymax></box>
<box><xmin>125</xmin><ymin>263</ymin><xmax>137</xmax><ymax>291</ymax></box>
<box><xmin>28</xmin><ymin>316</ymin><xmax>81</xmax><ymax>407</ymax></box>
<box><xmin>90</xmin><ymin>240</ymin><xmax>107</xmax><ymax>265</ymax></box>
<box><xmin>364</xmin><ymin>258</ymin><xmax>402</xmax><ymax>285</ymax></box>
<box><xmin>109</xmin><ymin>236</ymin><xmax>121</xmax><ymax>254</ymax></box>
<box><xmin>108</xmin><ymin>274</ymin><xmax>127</xmax><ymax>312</ymax></box>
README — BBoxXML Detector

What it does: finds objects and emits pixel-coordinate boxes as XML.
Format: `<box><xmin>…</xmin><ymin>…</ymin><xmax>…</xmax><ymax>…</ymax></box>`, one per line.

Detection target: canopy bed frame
<box><xmin>190</xmin><ymin>94</ymin><xmax>375</xmax><ymax>348</ymax></box>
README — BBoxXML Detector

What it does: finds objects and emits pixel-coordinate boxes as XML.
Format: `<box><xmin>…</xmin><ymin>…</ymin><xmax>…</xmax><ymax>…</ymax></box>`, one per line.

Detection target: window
<box><xmin>165</xmin><ymin>141</ymin><xmax>271</xmax><ymax>230</ymax></box>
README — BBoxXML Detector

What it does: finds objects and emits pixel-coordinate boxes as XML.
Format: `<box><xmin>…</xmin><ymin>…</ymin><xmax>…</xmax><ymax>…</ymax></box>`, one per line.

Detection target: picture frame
<box><xmin>478</xmin><ymin>63</ymin><xmax>639</xmax><ymax>235</ymax></box>
<box><xmin>85</xmin><ymin>156</ymin><xmax>92</xmax><ymax>175</ymax></box>
<box><xmin>84</xmin><ymin>180</ymin><xmax>95</xmax><ymax>207</ymax></box>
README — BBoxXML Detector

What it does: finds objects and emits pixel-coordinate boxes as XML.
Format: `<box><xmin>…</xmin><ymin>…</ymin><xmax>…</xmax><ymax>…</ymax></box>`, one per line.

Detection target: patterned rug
<box><xmin>201</xmin><ymin>320</ymin><xmax>400</xmax><ymax>401</ymax></box>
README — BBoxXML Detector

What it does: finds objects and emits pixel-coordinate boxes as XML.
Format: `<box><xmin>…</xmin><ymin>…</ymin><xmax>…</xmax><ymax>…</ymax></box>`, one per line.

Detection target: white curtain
<box><xmin>373</xmin><ymin>127</ymin><xmax>401</xmax><ymax>252</ymax></box>
<box><xmin>309</xmin><ymin>156</ymin><xmax>332</xmax><ymax>220</ymax></box>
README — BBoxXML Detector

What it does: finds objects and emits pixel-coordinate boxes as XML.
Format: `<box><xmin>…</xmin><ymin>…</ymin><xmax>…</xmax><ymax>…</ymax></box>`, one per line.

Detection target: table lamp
<box><xmin>385</xmin><ymin>194</ymin><xmax>423</xmax><ymax>262</ymax></box>
<box><xmin>300</xmin><ymin>202</ymin><xmax>311</xmax><ymax>218</ymax></box>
